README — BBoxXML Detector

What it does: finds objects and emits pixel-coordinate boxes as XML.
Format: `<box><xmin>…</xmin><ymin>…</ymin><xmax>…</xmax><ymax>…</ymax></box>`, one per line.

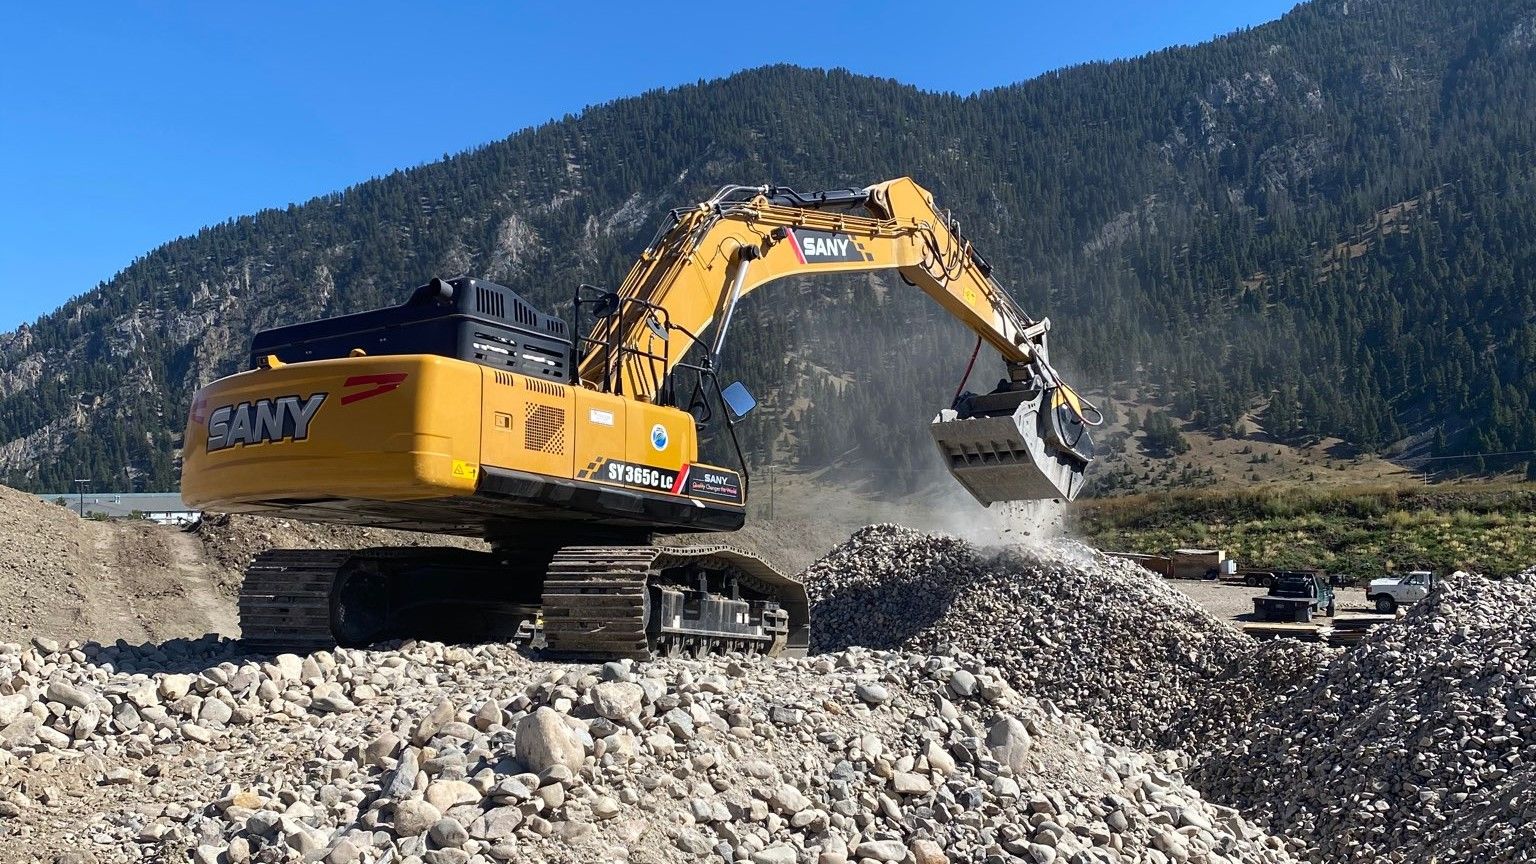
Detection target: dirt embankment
<box><xmin>0</xmin><ymin>487</ymin><xmax>236</xmax><ymax>645</ymax></box>
<box><xmin>0</xmin><ymin>485</ymin><xmax>484</xmax><ymax>645</ymax></box>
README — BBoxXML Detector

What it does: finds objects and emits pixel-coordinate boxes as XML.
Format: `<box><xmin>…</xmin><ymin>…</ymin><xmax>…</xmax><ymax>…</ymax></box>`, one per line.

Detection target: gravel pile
<box><xmin>805</xmin><ymin>525</ymin><xmax>1332</xmax><ymax>750</ymax></box>
<box><xmin>0</xmin><ymin>632</ymin><xmax>1300</xmax><ymax>863</ymax></box>
<box><xmin>1192</xmin><ymin>568</ymin><xmax>1536</xmax><ymax>863</ymax></box>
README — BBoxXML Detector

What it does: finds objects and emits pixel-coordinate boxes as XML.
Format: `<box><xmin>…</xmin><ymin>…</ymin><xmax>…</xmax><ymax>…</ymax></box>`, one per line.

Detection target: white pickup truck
<box><xmin>1367</xmin><ymin>570</ymin><xmax>1435</xmax><ymax>614</ymax></box>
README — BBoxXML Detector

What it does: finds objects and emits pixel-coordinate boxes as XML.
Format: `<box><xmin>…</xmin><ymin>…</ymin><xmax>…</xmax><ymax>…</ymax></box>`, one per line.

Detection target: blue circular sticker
<box><xmin>650</xmin><ymin>423</ymin><xmax>669</xmax><ymax>451</ymax></box>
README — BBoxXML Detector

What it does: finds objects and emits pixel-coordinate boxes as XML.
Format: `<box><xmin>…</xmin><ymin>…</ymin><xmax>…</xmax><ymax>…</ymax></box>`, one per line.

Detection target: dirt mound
<box><xmin>193</xmin><ymin>513</ymin><xmax>486</xmax><ymax>578</ymax></box>
<box><xmin>0</xmin><ymin>485</ymin><xmax>235</xmax><ymax>644</ymax></box>
<box><xmin>805</xmin><ymin>524</ymin><xmax>1333</xmax><ymax>749</ymax></box>
<box><xmin>0</xmin><ymin>484</ymin><xmax>490</xmax><ymax>646</ymax></box>
<box><xmin>1194</xmin><ymin>568</ymin><xmax>1536</xmax><ymax>862</ymax></box>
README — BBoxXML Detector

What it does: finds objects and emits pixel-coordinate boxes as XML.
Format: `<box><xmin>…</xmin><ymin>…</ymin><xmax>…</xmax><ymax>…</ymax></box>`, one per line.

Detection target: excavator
<box><xmin>180</xmin><ymin>177</ymin><xmax>1099</xmax><ymax>659</ymax></box>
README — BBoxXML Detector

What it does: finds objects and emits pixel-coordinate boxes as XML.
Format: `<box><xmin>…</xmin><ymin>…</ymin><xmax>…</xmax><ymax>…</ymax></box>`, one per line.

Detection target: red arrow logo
<box><xmin>341</xmin><ymin>373</ymin><xmax>409</xmax><ymax>405</ymax></box>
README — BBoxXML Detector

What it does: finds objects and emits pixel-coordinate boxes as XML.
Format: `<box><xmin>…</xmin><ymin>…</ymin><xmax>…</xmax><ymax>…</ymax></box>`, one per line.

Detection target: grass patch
<box><xmin>1069</xmin><ymin>481</ymin><xmax>1536</xmax><ymax>582</ymax></box>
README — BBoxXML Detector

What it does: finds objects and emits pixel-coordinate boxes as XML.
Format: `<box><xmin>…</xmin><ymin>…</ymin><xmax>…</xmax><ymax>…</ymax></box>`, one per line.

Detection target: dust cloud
<box><xmin>901</xmin><ymin>479</ymin><xmax>1069</xmax><ymax>550</ymax></box>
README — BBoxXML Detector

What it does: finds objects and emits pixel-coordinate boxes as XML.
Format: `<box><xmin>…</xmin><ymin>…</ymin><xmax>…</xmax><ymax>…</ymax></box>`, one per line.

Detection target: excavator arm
<box><xmin>577</xmin><ymin>177</ymin><xmax>1099</xmax><ymax>503</ymax></box>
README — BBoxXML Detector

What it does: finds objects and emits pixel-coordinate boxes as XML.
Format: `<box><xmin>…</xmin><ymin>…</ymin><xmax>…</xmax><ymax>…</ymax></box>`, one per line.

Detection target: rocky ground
<box><xmin>0</xmin><ymin>636</ymin><xmax>1298</xmax><ymax>864</ymax></box>
<box><xmin>1192</xmin><ymin>566</ymin><xmax>1536</xmax><ymax>863</ymax></box>
<box><xmin>805</xmin><ymin>526</ymin><xmax>1334</xmax><ymax>751</ymax></box>
<box><xmin>0</xmin><ymin>502</ymin><xmax>1530</xmax><ymax>864</ymax></box>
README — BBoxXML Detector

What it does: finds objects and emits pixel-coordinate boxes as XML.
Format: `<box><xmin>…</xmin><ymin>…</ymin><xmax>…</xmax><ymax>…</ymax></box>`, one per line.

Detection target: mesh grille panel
<box><xmin>524</xmin><ymin>404</ymin><xmax>566</xmax><ymax>454</ymax></box>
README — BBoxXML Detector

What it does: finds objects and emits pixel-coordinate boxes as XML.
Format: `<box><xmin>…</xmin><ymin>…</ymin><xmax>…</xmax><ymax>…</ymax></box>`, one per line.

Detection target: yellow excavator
<box><xmin>181</xmin><ymin>178</ymin><xmax>1099</xmax><ymax>659</ymax></box>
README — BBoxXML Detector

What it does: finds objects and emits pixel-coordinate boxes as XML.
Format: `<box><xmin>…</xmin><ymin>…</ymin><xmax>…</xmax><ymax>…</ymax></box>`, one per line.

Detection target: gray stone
<box><xmin>855</xmin><ymin>840</ymin><xmax>906</xmax><ymax>862</ymax></box>
<box><xmin>325</xmin><ymin>838</ymin><xmax>362</xmax><ymax>864</ymax></box>
<box><xmin>312</xmin><ymin>694</ymin><xmax>357</xmax><ymax>714</ymax></box>
<box><xmin>393</xmin><ymin>799</ymin><xmax>442</xmax><ymax>836</ymax></box>
<box><xmin>893</xmin><ymin>772</ymin><xmax>932</xmax><ymax>794</ymax></box>
<box><xmin>198</xmin><ymin>697</ymin><xmax>233</xmax><ymax>726</ymax></box>
<box><xmin>424</xmin><ymin>780</ymin><xmax>480</xmax><ymax>811</ymax></box>
<box><xmin>752</xmin><ymin>845</ymin><xmax>798</xmax><ymax>864</ymax></box>
<box><xmin>429</xmin><ymin>818</ymin><xmax>469</xmax><ymax>848</ymax></box>
<box><xmin>412</xmin><ymin>698</ymin><xmax>456</xmax><ymax>745</ymax></box>
<box><xmin>0</xmin><ymin>713</ymin><xmax>38</xmax><ymax>746</ymax></box>
<box><xmin>986</xmin><ymin>716</ymin><xmax>1032</xmax><ymax>773</ymax></box>
<box><xmin>0</xmin><ymin>693</ymin><xmax>29</xmax><ymax>726</ymax></box>
<box><xmin>515</xmin><ymin>706</ymin><xmax>585</xmax><ymax>774</ymax></box>
<box><xmin>591</xmin><ymin>682</ymin><xmax>644</xmax><ymax>722</ymax></box>
<box><xmin>771</xmin><ymin>783</ymin><xmax>811</xmax><ymax>814</ymax></box>
<box><xmin>382</xmin><ymin>747</ymin><xmax>420</xmax><ymax>799</ymax></box>
<box><xmin>677</xmin><ymin>829</ymin><xmax>713</xmax><ymax>854</ymax></box>
<box><xmin>591</xmin><ymin>796</ymin><xmax>620</xmax><ymax>819</ymax></box>
<box><xmin>158</xmin><ymin>674</ymin><xmax>194</xmax><ymax>701</ymax></box>
<box><xmin>855</xmin><ymin>682</ymin><xmax>890</xmax><ymax>705</ymax></box>
<box><xmin>364</xmin><ymin>732</ymin><xmax>401</xmax><ymax>768</ymax></box>
<box><xmin>45</xmin><ymin>681</ymin><xmax>93</xmax><ymax>709</ymax></box>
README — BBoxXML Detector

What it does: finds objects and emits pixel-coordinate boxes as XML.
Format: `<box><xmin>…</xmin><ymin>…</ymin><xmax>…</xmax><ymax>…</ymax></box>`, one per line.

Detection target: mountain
<box><xmin>4</xmin><ymin>0</ymin><xmax>1536</xmax><ymax>493</ymax></box>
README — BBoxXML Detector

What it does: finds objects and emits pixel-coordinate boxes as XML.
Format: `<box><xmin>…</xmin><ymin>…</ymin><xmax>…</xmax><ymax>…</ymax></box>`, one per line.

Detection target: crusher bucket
<box><xmin>930</xmin><ymin>382</ymin><xmax>1094</xmax><ymax>505</ymax></box>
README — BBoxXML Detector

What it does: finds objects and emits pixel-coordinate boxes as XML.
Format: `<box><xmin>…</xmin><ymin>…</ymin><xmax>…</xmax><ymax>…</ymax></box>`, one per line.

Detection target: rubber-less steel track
<box><xmin>539</xmin><ymin>544</ymin><xmax>810</xmax><ymax>660</ymax></box>
<box><xmin>238</xmin><ymin>549</ymin><xmax>351</xmax><ymax>653</ymax></box>
<box><xmin>235</xmin><ymin>544</ymin><xmax>811</xmax><ymax>660</ymax></box>
<box><xmin>538</xmin><ymin>547</ymin><xmax>657</xmax><ymax>659</ymax></box>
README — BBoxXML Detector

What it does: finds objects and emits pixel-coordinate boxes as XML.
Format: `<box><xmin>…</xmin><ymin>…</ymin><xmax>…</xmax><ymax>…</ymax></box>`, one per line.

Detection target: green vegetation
<box><xmin>1140</xmin><ymin>410</ymin><xmax>1190</xmax><ymax>457</ymax></box>
<box><xmin>1070</xmin><ymin>483</ymin><xmax>1536</xmax><ymax>581</ymax></box>
<box><xmin>3</xmin><ymin>0</ymin><xmax>1536</xmax><ymax>492</ymax></box>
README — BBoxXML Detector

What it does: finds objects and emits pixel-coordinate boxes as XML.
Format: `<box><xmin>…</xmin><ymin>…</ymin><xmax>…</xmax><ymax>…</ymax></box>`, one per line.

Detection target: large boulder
<box><xmin>515</xmin><ymin>706</ymin><xmax>585</xmax><ymax>774</ymax></box>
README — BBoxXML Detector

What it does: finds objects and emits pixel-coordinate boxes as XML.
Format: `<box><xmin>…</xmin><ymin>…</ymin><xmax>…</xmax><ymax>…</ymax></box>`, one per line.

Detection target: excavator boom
<box><xmin>578</xmin><ymin>177</ymin><xmax>1096</xmax><ymax>503</ymax></box>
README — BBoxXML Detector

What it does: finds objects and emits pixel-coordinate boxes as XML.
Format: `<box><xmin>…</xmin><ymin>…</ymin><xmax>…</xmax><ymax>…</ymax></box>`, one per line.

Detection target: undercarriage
<box><xmin>236</xmin><ymin>540</ymin><xmax>810</xmax><ymax>660</ymax></box>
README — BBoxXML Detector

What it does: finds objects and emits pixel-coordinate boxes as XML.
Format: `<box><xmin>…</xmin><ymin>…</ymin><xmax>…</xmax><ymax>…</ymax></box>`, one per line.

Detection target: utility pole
<box><xmin>73</xmin><ymin>478</ymin><xmax>91</xmax><ymax>518</ymax></box>
<box><xmin>766</xmin><ymin>464</ymin><xmax>776</xmax><ymax>521</ymax></box>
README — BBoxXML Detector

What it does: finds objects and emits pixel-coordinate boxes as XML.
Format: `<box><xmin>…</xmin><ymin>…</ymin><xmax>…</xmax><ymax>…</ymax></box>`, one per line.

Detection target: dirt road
<box><xmin>1166</xmin><ymin>579</ymin><xmax>1390</xmax><ymax>625</ymax></box>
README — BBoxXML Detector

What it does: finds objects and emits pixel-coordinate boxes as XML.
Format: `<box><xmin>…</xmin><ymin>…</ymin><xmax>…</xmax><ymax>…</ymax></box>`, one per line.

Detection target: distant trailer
<box><xmin>1243</xmin><ymin>621</ymin><xmax>1322</xmax><ymax>642</ymax></box>
<box><xmin>1104</xmin><ymin>551</ymin><xmax>1173</xmax><ymax>577</ymax></box>
<box><xmin>1170</xmin><ymin>548</ymin><xmax>1230</xmax><ymax>580</ymax></box>
<box><xmin>1105</xmin><ymin>550</ymin><xmax>1235</xmax><ymax>580</ymax></box>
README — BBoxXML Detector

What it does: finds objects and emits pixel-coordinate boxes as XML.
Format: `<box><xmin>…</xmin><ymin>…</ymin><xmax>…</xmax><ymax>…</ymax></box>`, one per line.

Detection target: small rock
<box><xmin>855</xmin><ymin>682</ymin><xmax>889</xmax><ymax>705</ymax></box>
<box><xmin>429</xmin><ymin>818</ymin><xmax>469</xmax><ymax>848</ymax></box>
<box><xmin>393</xmin><ymin>799</ymin><xmax>442</xmax><ymax>836</ymax></box>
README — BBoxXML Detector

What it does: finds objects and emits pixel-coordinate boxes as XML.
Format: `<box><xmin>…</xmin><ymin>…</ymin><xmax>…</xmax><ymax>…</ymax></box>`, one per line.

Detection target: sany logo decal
<box><xmin>784</xmin><ymin>228</ymin><xmax>872</xmax><ymax>264</ymax></box>
<box><xmin>207</xmin><ymin>394</ymin><xmax>326</xmax><ymax>452</ymax></box>
<box><xmin>341</xmin><ymin>373</ymin><xmax>409</xmax><ymax>405</ymax></box>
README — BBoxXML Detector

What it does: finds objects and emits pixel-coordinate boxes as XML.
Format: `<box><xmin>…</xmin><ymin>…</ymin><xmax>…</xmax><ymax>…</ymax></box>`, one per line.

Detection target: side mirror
<box><xmin>591</xmin><ymin>292</ymin><xmax>620</xmax><ymax>318</ymax></box>
<box><xmin>721</xmin><ymin>382</ymin><xmax>757</xmax><ymax>420</ymax></box>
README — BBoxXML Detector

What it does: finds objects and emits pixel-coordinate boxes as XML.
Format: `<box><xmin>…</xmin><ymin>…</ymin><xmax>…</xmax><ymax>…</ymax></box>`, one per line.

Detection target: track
<box><xmin>236</xmin><ymin>544</ymin><xmax>810</xmax><ymax>660</ymax></box>
<box><xmin>539</xmin><ymin>547</ymin><xmax>657</xmax><ymax>659</ymax></box>
<box><xmin>238</xmin><ymin>549</ymin><xmax>350</xmax><ymax>653</ymax></box>
<box><xmin>539</xmin><ymin>544</ymin><xmax>809</xmax><ymax>659</ymax></box>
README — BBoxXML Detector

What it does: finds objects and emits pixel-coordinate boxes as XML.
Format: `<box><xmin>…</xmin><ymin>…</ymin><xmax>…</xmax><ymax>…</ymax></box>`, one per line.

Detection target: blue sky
<box><xmin>0</xmin><ymin>1</ymin><xmax>1298</xmax><ymax>332</ymax></box>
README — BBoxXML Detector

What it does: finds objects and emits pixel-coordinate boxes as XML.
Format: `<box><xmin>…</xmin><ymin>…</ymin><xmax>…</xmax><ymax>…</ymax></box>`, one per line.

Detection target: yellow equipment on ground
<box><xmin>181</xmin><ymin>178</ymin><xmax>1098</xmax><ymax>658</ymax></box>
